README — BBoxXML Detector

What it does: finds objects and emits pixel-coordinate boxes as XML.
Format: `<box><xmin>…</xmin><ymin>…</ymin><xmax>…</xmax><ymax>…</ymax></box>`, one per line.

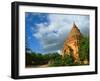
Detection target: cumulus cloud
<box><xmin>33</xmin><ymin>14</ymin><xmax>89</xmax><ymax>53</ymax></box>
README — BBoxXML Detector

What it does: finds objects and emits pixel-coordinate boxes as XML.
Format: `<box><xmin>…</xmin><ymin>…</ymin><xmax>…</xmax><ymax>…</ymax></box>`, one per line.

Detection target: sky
<box><xmin>25</xmin><ymin>12</ymin><xmax>90</xmax><ymax>54</ymax></box>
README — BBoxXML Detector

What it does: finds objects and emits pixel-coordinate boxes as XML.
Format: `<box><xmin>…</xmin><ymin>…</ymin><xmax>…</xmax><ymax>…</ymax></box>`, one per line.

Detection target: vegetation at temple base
<box><xmin>79</xmin><ymin>36</ymin><xmax>89</xmax><ymax>64</ymax></box>
<box><xmin>26</xmin><ymin>52</ymin><xmax>75</xmax><ymax>67</ymax></box>
<box><xmin>26</xmin><ymin>35</ymin><xmax>89</xmax><ymax>67</ymax></box>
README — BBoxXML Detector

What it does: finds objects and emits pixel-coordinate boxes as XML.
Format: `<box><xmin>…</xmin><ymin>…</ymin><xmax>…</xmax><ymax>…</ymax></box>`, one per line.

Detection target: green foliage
<box><xmin>26</xmin><ymin>51</ymin><xmax>76</xmax><ymax>67</ymax></box>
<box><xmin>26</xmin><ymin>53</ymin><xmax>33</xmax><ymax>66</ymax></box>
<box><xmin>48</xmin><ymin>54</ymin><xmax>74</xmax><ymax>67</ymax></box>
<box><xmin>79</xmin><ymin>36</ymin><xmax>89</xmax><ymax>62</ymax></box>
<box><xmin>63</xmin><ymin>54</ymin><xmax>74</xmax><ymax>66</ymax></box>
<box><xmin>48</xmin><ymin>55</ymin><xmax>62</xmax><ymax>66</ymax></box>
<box><xmin>26</xmin><ymin>35</ymin><xmax>89</xmax><ymax>67</ymax></box>
<box><xmin>25</xmin><ymin>52</ymin><xmax>61</xmax><ymax>67</ymax></box>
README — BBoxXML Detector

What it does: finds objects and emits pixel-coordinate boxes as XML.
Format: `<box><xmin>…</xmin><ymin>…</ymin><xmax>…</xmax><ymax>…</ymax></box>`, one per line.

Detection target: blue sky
<box><xmin>25</xmin><ymin>12</ymin><xmax>89</xmax><ymax>54</ymax></box>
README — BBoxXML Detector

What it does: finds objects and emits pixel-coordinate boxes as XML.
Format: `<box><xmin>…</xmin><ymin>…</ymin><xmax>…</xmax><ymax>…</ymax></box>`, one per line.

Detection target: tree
<box><xmin>48</xmin><ymin>53</ymin><xmax>74</xmax><ymax>67</ymax></box>
<box><xmin>26</xmin><ymin>53</ymin><xmax>33</xmax><ymax>66</ymax></box>
<box><xmin>62</xmin><ymin>54</ymin><xmax>74</xmax><ymax>66</ymax></box>
<box><xmin>79</xmin><ymin>36</ymin><xmax>89</xmax><ymax>63</ymax></box>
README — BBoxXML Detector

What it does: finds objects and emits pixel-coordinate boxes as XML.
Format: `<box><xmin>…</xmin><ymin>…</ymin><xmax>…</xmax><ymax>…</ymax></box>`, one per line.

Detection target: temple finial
<box><xmin>73</xmin><ymin>21</ymin><xmax>75</xmax><ymax>24</ymax></box>
<box><xmin>73</xmin><ymin>21</ymin><xmax>76</xmax><ymax>27</ymax></box>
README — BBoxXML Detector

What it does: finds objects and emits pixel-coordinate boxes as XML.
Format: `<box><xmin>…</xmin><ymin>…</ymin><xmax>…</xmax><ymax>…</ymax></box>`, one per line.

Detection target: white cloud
<box><xmin>33</xmin><ymin>14</ymin><xmax>89</xmax><ymax>53</ymax></box>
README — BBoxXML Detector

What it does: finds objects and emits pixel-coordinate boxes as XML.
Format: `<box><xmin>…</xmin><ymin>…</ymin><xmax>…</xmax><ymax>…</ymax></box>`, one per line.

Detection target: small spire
<box><xmin>73</xmin><ymin>21</ymin><xmax>75</xmax><ymax>25</ymax></box>
<box><xmin>73</xmin><ymin>22</ymin><xmax>77</xmax><ymax>28</ymax></box>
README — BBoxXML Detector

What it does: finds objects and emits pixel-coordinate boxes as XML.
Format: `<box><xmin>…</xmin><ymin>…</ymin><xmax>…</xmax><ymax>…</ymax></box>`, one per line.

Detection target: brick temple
<box><xmin>61</xmin><ymin>23</ymin><xmax>82</xmax><ymax>63</ymax></box>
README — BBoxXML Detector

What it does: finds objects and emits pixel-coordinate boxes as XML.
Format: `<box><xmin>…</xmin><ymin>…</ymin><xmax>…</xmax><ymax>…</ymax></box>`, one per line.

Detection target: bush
<box><xmin>79</xmin><ymin>36</ymin><xmax>89</xmax><ymax>63</ymax></box>
<box><xmin>48</xmin><ymin>54</ymin><xmax>74</xmax><ymax>67</ymax></box>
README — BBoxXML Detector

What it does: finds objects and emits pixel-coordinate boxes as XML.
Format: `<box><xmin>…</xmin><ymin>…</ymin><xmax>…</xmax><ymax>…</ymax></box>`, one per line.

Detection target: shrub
<box><xmin>79</xmin><ymin>36</ymin><xmax>89</xmax><ymax>63</ymax></box>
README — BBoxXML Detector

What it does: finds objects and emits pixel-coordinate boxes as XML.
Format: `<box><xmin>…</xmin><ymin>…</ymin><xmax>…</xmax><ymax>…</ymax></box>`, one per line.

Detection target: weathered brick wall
<box><xmin>61</xmin><ymin>23</ymin><xmax>82</xmax><ymax>63</ymax></box>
